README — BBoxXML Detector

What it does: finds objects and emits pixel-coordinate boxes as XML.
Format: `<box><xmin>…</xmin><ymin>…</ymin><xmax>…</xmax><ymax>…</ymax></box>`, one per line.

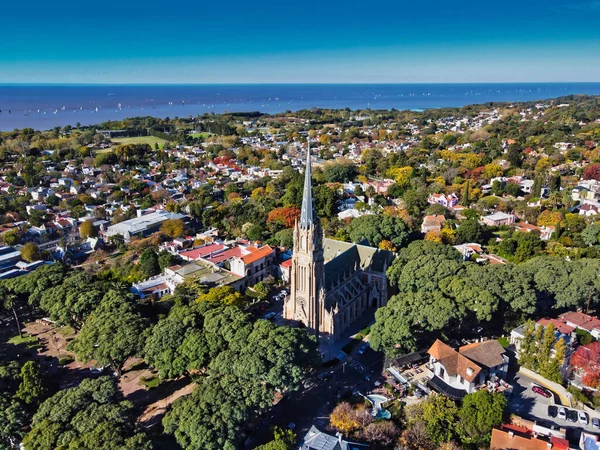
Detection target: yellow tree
<box><xmin>330</xmin><ymin>402</ymin><xmax>360</xmax><ymax>435</ymax></box>
<box><xmin>160</xmin><ymin>219</ymin><xmax>185</xmax><ymax>238</ymax></box>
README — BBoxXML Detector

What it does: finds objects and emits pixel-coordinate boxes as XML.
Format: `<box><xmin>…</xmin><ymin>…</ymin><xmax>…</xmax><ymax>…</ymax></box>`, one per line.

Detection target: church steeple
<box><xmin>283</xmin><ymin>138</ymin><xmax>325</xmax><ymax>339</ymax></box>
<box><xmin>299</xmin><ymin>141</ymin><xmax>317</xmax><ymax>229</ymax></box>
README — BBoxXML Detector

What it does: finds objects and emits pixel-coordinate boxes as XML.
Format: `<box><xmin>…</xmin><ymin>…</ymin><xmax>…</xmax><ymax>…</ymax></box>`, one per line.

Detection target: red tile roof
<box><xmin>560</xmin><ymin>311</ymin><xmax>600</xmax><ymax>332</ymax></box>
<box><xmin>180</xmin><ymin>243</ymin><xmax>226</xmax><ymax>260</ymax></box>
<box><xmin>537</xmin><ymin>318</ymin><xmax>575</xmax><ymax>335</ymax></box>
<box><xmin>241</xmin><ymin>245</ymin><xmax>274</xmax><ymax>265</ymax></box>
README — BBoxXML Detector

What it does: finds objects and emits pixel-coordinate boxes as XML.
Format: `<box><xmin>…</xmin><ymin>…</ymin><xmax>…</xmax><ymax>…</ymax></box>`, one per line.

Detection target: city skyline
<box><xmin>1</xmin><ymin>0</ymin><xmax>599</xmax><ymax>83</ymax></box>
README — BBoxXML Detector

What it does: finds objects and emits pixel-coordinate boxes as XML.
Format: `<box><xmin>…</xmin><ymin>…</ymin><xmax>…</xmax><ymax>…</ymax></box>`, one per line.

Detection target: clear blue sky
<box><xmin>1</xmin><ymin>0</ymin><xmax>599</xmax><ymax>83</ymax></box>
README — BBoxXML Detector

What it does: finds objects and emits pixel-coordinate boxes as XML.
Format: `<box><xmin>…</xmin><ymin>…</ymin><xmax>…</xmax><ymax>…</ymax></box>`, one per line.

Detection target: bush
<box><xmin>497</xmin><ymin>336</ymin><xmax>510</xmax><ymax>348</ymax></box>
<box><xmin>141</xmin><ymin>376</ymin><xmax>160</xmax><ymax>389</ymax></box>
<box><xmin>58</xmin><ymin>355</ymin><xmax>75</xmax><ymax>366</ymax></box>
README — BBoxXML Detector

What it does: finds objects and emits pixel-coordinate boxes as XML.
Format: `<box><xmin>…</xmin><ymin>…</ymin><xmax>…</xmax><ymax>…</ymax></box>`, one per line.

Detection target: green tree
<box><xmin>68</xmin><ymin>297</ymin><xmax>147</xmax><ymax>376</ymax></box>
<box><xmin>23</xmin><ymin>377</ymin><xmax>151</xmax><ymax>450</ymax></box>
<box><xmin>0</xmin><ymin>393</ymin><xmax>26</xmax><ymax>450</ymax></box>
<box><xmin>419</xmin><ymin>395</ymin><xmax>459</xmax><ymax>444</ymax></box>
<box><xmin>346</xmin><ymin>215</ymin><xmax>410</xmax><ymax>249</ymax></box>
<box><xmin>20</xmin><ymin>242</ymin><xmax>41</xmax><ymax>262</ymax></box>
<box><xmin>458</xmin><ymin>390</ymin><xmax>506</xmax><ymax>446</ymax></box>
<box><xmin>456</xmin><ymin>219</ymin><xmax>488</xmax><ymax>244</ymax></box>
<box><xmin>158</xmin><ymin>250</ymin><xmax>179</xmax><ymax>271</ymax></box>
<box><xmin>16</xmin><ymin>361</ymin><xmax>48</xmax><ymax>407</ymax></box>
<box><xmin>255</xmin><ymin>427</ymin><xmax>296</xmax><ymax>450</ymax></box>
<box><xmin>138</xmin><ymin>249</ymin><xmax>160</xmax><ymax>278</ymax></box>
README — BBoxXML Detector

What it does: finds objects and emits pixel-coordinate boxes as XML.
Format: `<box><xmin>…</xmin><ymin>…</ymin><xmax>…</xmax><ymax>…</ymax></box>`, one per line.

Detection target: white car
<box><xmin>558</xmin><ymin>407</ymin><xmax>567</xmax><ymax>420</ymax></box>
<box><xmin>579</xmin><ymin>411</ymin><xmax>589</xmax><ymax>426</ymax></box>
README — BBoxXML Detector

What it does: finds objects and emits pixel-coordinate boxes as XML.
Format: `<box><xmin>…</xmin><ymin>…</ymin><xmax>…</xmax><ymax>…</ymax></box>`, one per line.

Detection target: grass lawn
<box><xmin>8</xmin><ymin>333</ymin><xmax>38</xmax><ymax>347</ymax></box>
<box><xmin>189</xmin><ymin>132</ymin><xmax>211</xmax><ymax>139</ymax></box>
<box><xmin>140</xmin><ymin>376</ymin><xmax>161</xmax><ymax>389</ymax></box>
<box><xmin>58</xmin><ymin>325</ymin><xmax>76</xmax><ymax>338</ymax></box>
<box><xmin>106</xmin><ymin>136</ymin><xmax>169</xmax><ymax>151</ymax></box>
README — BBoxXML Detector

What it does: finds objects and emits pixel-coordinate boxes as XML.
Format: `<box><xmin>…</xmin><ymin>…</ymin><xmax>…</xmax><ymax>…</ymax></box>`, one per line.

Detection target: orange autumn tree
<box><xmin>267</xmin><ymin>206</ymin><xmax>301</xmax><ymax>229</ymax></box>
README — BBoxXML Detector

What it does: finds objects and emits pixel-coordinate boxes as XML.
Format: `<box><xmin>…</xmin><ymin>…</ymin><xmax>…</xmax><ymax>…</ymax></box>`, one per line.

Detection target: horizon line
<box><xmin>2</xmin><ymin>81</ymin><xmax>600</xmax><ymax>87</ymax></box>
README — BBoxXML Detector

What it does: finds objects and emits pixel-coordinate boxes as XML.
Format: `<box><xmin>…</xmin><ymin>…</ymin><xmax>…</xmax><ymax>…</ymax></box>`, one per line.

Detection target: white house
<box><xmin>427</xmin><ymin>339</ymin><xmax>509</xmax><ymax>399</ymax></box>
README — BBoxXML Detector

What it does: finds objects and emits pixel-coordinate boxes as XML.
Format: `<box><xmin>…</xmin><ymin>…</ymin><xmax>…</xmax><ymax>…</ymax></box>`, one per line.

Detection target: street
<box><xmin>246</xmin><ymin>341</ymin><xmax>385</xmax><ymax>448</ymax></box>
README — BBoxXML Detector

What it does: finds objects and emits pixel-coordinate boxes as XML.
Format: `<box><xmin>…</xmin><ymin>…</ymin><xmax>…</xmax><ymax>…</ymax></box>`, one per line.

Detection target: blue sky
<box><xmin>0</xmin><ymin>0</ymin><xmax>599</xmax><ymax>83</ymax></box>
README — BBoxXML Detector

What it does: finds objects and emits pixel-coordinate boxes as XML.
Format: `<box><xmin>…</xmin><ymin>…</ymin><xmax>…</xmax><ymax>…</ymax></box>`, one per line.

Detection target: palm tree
<box><xmin>3</xmin><ymin>293</ymin><xmax>22</xmax><ymax>338</ymax></box>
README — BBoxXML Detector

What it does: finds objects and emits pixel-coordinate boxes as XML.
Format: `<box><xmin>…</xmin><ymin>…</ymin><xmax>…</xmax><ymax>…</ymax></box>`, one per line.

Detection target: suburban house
<box><xmin>510</xmin><ymin>318</ymin><xmax>577</xmax><ymax>358</ymax></box>
<box><xmin>421</xmin><ymin>214</ymin><xmax>445</xmax><ymax>233</ymax></box>
<box><xmin>427</xmin><ymin>339</ymin><xmax>509</xmax><ymax>399</ymax></box>
<box><xmin>481</xmin><ymin>212</ymin><xmax>516</xmax><ymax>226</ymax></box>
<box><xmin>559</xmin><ymin>311</ymin><xmax>600</xmax><ymax>340</ymax></box>
<box><xmin>428</xmin><ymin>192</ymin><xmax>459</xmax><ymax>209</ymax></box>
<box><xmin>299</xmin><ymin>425</ymin><xmax>369</xmax><ymax>450</ymax></box>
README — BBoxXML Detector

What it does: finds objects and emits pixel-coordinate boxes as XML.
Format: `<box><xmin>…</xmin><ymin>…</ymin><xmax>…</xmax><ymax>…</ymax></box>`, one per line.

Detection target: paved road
<box><xmin>246</xmin><ymin>345</ymin><xmax>385</xmax><ymax>448</ymax></box>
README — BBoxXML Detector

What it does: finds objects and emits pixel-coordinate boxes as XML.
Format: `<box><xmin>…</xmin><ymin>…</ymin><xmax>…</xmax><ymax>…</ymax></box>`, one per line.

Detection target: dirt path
<box><xmin>137</xmin><ymin>381</ymin><xmax>195</xmax><ymax>426</ymax></box>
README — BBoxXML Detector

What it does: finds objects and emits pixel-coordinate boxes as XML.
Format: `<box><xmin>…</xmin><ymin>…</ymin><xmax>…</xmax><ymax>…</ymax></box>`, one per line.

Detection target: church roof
<box><xmin>300</xmin><ymin>143</ymin><xmax>317</xmax><ymax>229</ymax></box>
<box><xmin>323</xmin><ymin>238</ymin><xmax>393</xmax><ymax>290</ymax></box>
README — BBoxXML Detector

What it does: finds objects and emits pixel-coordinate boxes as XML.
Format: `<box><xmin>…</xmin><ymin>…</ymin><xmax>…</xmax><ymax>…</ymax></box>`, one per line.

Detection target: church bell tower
<box><xmin>283</xmin><ymin>142</ymin><xmax>324</xmax><ymax>338</ymax></box>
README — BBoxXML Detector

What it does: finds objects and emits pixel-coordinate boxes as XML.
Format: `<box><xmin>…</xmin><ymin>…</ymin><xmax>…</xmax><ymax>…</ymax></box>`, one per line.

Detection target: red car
<box><xmin>532</xmin><ymin>385</ymin><xmax>552</xmax><ymax>398</ymax></box>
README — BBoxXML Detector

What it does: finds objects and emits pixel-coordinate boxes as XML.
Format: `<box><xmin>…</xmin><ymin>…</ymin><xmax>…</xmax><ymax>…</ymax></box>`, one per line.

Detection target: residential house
<box><xmin>299</xmin><ymin>425</ymin><xmax>369</xmax><ymax>450</ymax></box>
<box><xmin>560</xmin><ymin>311</ymin><xmax>600</xmax><ymax>340</ymax></box>
<box><xmin>510</xmin><ymin>318</ymin><xmax>577</xmax><ymax>360</ymax></box>
<box><xmin>421</xmin><ymin>215</ymin><xmax>445</xmax><ymax>233</ymax></box>
<box><xmin>481</xmin><ymin>212</ymin><xmax>515</xmax><ymax>226</ymax></box>
<box><xmin>427</xmin><ymin>193</ymin><xmax>459</xmax><ymax>209</ymax></box>
<box><xmin>427</xmin><ymin>339</ymin><xmax>509</xmax><ymax>399</ymax></box>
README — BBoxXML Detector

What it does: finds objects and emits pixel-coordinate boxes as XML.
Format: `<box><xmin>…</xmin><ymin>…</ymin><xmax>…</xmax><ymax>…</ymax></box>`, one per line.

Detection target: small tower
<box><xmin>284</xmin><ymin>141</ymin><xmax>325</xmax><ymax>339</ymax></box>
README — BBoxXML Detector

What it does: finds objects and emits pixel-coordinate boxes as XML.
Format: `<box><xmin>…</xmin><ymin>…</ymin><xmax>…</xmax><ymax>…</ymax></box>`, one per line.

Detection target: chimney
<box><xmin>337</xmin><ymin>432</ymin><xmax>343</xmax><ymax>444</ymax></box>
<box><xmin>546</xmin><ymin>443</ymin><xmax>552</xmax><ymax>449</ymax></box>
<box><xmin>508</xmin><ymin>431</ymin><xmax>514</xmax><ymax>438</ymax></box>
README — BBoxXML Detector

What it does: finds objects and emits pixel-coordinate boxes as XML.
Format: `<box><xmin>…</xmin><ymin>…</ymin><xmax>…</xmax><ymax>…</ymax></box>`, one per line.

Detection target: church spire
<box><xmin>300</xmin><ymin>139</ymin><xmax>316</xmax><ymax>229</ymax></box>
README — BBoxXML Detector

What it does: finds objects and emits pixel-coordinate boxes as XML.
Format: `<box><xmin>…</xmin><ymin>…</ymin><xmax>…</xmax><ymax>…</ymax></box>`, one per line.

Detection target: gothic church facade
<box><xmin>283</xmin><ymin>150</ymin><xmax>394</xmax><ymax>359</ymax></box>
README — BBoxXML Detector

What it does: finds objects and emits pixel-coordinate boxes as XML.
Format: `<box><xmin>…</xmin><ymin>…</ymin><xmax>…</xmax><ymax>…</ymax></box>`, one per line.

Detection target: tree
<box><xmin>417</xmin><ymin>394</ymin><xmax>459</xmax><ymax>444</ymax></box>
<box><xmin>0</xmin><ymin>393</ymin><xmax>26</xmax><ymax>450</ymax></box>
<box><xmin>570</xmin><ymin>342</ymin><xmax>600</xmax><ymax>389</ymax></box>
<box><xmin>583</xmin><ymin>163</ymin><xmax>600</xmax><ymax>181</ymax></box>
<box><xmin>346</xmin><ymin>215</ymin><xmax>410</xmax><ymax>249</ymax></box>
<box><xmin>255</xmin><ymin>427</ymin><xmax>296</xmax><ymax>450</ymax></box>
<box><xmin>158</xmin><ymin>250</ymin><xmax>179</xmax><ymax>271</ymax></box>
<box><xmin>323</xmin><ymin>160</ymin><xmax>357</xmax><ymax>183</ymax></box>
<box><xmin>267</xmin><ymin>207</ymin><xmax>300</xmax><ymax>229</ymax></box>
<box><xmin>330</xmin><ymin>402</ymin><xmax>360</xmax><ymax>435</ymax></box>
<box><xmin>458</xmin><ymin>390</ymin><xmax>506</xmax><ymax>445</ymax></box>
<box><xmin>20</xmin><ymin>242</ymin><xmax>41</xmax><ymax>262</ymax></box>
<box><xmin>160</xmin><ymin>218</ymin><xmax>185</xmax><ymax>238</ymax></box>
<box><xmin>16</xmin><ymin>361</ymin><xmax>48</xmax><ymax>407</ymax></box>
<box><xmin>38</xmin><ymin>271</ymin><xmax>106</xmax><ymax>329</ymax></box>
<box><xmin>163</xmin><ymin>376</ymin><xmax>272</xmax><ymax>450</ymax></box>
<box><xmin>250</xmin><ymin>281</ymin><xmax>270</xmax><ymax>301</ymax></box>
<box><xmin>582</xmin><ymin>224</ymin><xmax>600</xmax><ymax>246</ymax></box>
<box><xmin>362</xmin><ymin>421</ymin><xmax>400</xmax><ymax>447</ymax></box>
<box><xmin>23</xmin><ymin>377</ymin><xmax>151</xmax><ymax>450</ymax></box>
<box><xmin>68</xmin><ymin>297</ymin><xmax>147</xmax><ymax>376</ymax></box>
<box><xmin>507</xmin><ymin>143</ymin><xmax>523</xmax><ymax>168</ymax></box>
<box><xmin>197</xmin><ymin>286</ymin><xmax>243</xmax><ymax>307</ymax></box>
<box><xmin>138</xmin><ymin>248</ymin><xmax>160</xmax><ymax>278</ymax></box>
<box><xmin>79</xmin><ymin>219</ymin><xmax>97</xmax><ymax>239</ymax></box>
<box><xmin>456</xmin><ymin>219</ymin><xmax>488</xmax><ymax>244</ymax></box>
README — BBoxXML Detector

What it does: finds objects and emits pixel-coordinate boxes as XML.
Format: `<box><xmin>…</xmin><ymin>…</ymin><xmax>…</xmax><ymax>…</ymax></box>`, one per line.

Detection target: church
<box><xmin>283</xmin><ymin>150</ymin><xmax>394</xmax><ymax>360</ymax></box>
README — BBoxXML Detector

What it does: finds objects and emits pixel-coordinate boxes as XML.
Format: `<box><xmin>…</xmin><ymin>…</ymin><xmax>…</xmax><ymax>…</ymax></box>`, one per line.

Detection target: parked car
<box><xmin>358</xmin><ymin>344</ymin><xmax>368</xmax><ymax>355</ymax></box>
<box><xmin>579</xmin><ymin>411</ymin><xmax>589</xmax><ymax>426</ymax></box>
<box><xmin>558</xmin><ymin>407</ymin><xmax>567</xmax><ymax>420</ymax></box>
<box><xmin>547</xmin><ymin>405</ymin><xmax>558</xmax><ymax>418</ymax></box>
<box><xmin>532</xmin><ymin>385</ymin><xmax>552</xmax><ymax>398</ymax></box>
<box><xmin>567</xmin><ymin>409</ymin><xmax>579</xmax><ymax>423</ymax></box>
<box><xmin>287</xmin><ymin>423</ymin><xmax>295</xmax><ymax>431</ymax></box>
<box><xmin>264</xmin><ymin>311</ymin><xmax>276</xmax><ymax>320</ymax></box>
<box><xmin>592</xmin><ymin>417</ymin><xmax>600</xmax><ymax>429</ymax></box>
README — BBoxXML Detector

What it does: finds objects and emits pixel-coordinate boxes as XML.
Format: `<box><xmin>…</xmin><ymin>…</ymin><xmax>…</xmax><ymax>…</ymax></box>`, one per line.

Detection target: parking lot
<box><xmin>507</xmin><ymin>372</ymin><xmax>600</xmax><ymax>440</ymax></box>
